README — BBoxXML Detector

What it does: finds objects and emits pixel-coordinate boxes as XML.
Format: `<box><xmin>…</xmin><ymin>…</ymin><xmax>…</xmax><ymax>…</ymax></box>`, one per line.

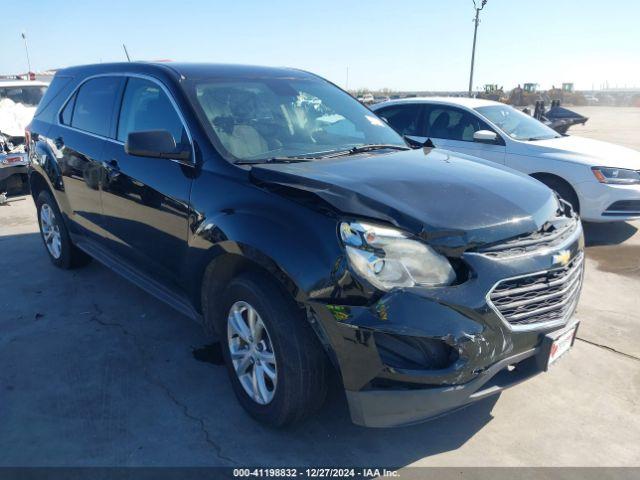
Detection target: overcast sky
<box><xmin>3</xmin><ymin>0</ymin><xmax>638</xmax><ymax>91</ymax></box>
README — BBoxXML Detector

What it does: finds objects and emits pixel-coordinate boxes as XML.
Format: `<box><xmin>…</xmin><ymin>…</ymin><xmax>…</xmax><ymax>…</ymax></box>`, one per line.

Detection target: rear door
<box><xmin>100</xmin><ymin>76</ymin><xmax>193</xmax><ymax>289</ymax></box>
<box><xmin>421</xmin><ymin>105</ymin><xmax>506</xmax><ymax>164</ymax></box>
<box><xmin>52</xmin><ymin>76</ymin><xmax>124</xmax><ymax>237</ymax></box>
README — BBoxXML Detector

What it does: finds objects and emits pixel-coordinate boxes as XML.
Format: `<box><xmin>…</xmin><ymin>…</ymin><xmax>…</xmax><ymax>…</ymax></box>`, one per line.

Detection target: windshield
<box><xmin>0</xmin><ymin>85</ymin><xmax>47</xmax><ymax>107</ymax></box>
<box><xmin>188</xmin><ymin>77</ymin><xmax>405</xmax><ymax>161</ymax></box>
<box><xmin>475</xmin><ymin>104</ymin><xmax>560</xmax><ymax>141</ymax></box>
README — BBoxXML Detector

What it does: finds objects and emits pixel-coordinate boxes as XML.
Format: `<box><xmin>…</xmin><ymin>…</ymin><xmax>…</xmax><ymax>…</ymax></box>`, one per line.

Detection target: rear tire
<box><xmin>36</xmin><ymin>190</ymin><xmax>91</xmax><ymax>269</ymax></box>
<box><xmin>217</xmin><ymin>271</ymin><xmax>328</xmax><ymax>427</ymax></box>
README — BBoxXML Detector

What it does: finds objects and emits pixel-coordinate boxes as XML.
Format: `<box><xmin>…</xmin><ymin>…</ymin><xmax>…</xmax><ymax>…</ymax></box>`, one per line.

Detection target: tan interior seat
<box><xmin>225</xmin><ymin>125</ymin><xmax>269</xmax><ymax>158</ymax></box>
<box><xmin>200</xmin><ymin>90</ymin><xmax>269</xmax><ymax>159</ymax></box>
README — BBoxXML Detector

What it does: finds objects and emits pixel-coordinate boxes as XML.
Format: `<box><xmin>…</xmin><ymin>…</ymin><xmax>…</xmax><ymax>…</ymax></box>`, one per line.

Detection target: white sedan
<box><xmin>371</xmin><ymin>97</ymin><xmax>640</xmax><ymax>222</ymax></box>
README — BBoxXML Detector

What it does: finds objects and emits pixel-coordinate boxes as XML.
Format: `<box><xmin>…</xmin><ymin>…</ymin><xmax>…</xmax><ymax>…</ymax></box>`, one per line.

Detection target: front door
<box><xmin>421</xmin><ymin>105</ymin><xmax>506</xmax><ymax>164</ymax></box>
<box><xmin>100</xmin><ymin>76</ymin><xmax>194</xmax><ymax>290</ymax></box>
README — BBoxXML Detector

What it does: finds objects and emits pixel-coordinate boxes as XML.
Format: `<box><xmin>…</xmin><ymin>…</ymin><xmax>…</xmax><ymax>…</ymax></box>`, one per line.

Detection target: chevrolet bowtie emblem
<box><xmin>553</xmin><ymin>250</ymin><xmax>572</xmax><ymax>267</ymax></box>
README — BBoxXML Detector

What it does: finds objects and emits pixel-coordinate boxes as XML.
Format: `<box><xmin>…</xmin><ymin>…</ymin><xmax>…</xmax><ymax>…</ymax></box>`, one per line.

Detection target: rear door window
<box><xmin>375</xmin><ymin>104</ymin><xmax>423</xmax><ymax>136</ymax></box>
<box><xmin>70</xmin><ymin>77</ymin><xmax>121</xmax><ymax>137</ymax></box>
<box><xmin>116</xmin><ymin>77</ymin><xmax>188</xmax><ymax>148</ymax></box>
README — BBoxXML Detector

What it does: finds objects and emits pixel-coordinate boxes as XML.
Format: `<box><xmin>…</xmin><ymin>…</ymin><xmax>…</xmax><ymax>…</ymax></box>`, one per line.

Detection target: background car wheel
<box><xmin>36</xmin><ymin>190</ymin><xmax>91</xmax><ymax>269</ymax></box>
<box><xmin>536</xmin><ymin>175</ymin><xmax>580</xmax><ymax>215</ymax></box>
<box><xmin>218</xmin><ymin>271</ymin><xmax>329</xmax><ymax>427</ymax></box>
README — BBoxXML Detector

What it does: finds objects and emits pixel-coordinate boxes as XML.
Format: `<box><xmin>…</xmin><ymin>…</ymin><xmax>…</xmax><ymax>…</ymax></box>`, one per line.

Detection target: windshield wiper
<box><xmin>234</xmin><ymin>156</ymin><xmax>313</xmax><ymax>165</ymax></box>
<box><xmin>235</xmin><ymin>144</ymin><xmax>410</xmax><ymax>164</ymax></box>
<box><xmin>323</xmin><ymin>144</ymin><xmax>410</xmax><ymax>158</ymax></box>
<box><xmin>348</xmin><ymin>144</ymin><xmax>411</xmax><ymax>154</ymax></box>
<box><xmin>526</xmin><ymin>136</ymin><xmax>559</xmax><ymax>141</ymax></box>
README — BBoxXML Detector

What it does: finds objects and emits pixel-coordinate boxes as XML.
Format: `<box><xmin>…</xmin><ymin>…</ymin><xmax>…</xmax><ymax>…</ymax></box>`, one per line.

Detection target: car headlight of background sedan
<box><xmin>339</xmin><ymin>221</ymin><xmax>456</xmax><ymax>291</ymax></box>
<box><xmin>592</xmin><ymin>167</ymin><xmax>640</xmax><ymax>185</ymax></box>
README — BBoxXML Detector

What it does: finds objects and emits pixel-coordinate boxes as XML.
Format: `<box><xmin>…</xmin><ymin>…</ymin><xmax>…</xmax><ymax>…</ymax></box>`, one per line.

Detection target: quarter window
<box><xmin>70</xmin><ymin>77</ymin><xmax>121</xmax><ymax>137</ymax></box>
<box><xmin>117</xmin><ymin>77</ymin><xmax>188</xmax><ymax>148</ymax></box>
<box><xmin>60</xmin><ymin>92</ymin><xmax>76</xmax><ymax>125</ymax></box>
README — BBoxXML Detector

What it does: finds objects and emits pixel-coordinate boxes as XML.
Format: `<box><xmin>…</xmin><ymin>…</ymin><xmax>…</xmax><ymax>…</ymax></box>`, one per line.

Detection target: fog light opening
<box><xmin>373</xmin><ymin>332</ymin><xmax>459</xmax><ymax>371</ymax></box>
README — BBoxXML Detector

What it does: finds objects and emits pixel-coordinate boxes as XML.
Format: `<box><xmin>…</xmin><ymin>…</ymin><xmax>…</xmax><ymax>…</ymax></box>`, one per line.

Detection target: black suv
<box><xmin>27</xmin><ymin>63</ymin><xmax>584</xmax><ymax>427</ymax></box>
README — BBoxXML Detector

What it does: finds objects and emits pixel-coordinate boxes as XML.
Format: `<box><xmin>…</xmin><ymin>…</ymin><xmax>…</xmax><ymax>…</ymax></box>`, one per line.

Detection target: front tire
<box><xmin>36</xmin><ymin>190</ymin><xmax>91</xmax><ymax>269</ymax></box>
<box><xmin>218</xmin><ymin>271</ymin><xmax>329</xmax><ymax>427</ymax></box>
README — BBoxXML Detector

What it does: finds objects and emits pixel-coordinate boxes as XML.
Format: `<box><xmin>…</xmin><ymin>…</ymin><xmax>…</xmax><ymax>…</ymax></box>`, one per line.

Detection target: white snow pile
<box><xmin>0</xmin><ymin>98</ymin><xmax>36</xmax><ymax>138</ymax></box>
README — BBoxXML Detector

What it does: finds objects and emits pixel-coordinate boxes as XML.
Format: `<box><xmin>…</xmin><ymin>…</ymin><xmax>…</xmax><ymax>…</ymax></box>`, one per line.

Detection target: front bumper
<box><xmin>346</xmin><ymin>319</ymin><xmax>579</xmax><ymax>427</ymax></box>
<box><xmin>575</xmin><ymin>180</ymin><xmax>640</xmax><ymax>222</ymax></box>
<box><xmin>347</xmin><ymin>346</ymin><xmax>540</xmax><ymax>427</ymax></box>
<box><xmin>308</xmin><ymin>222</ymin><xmax>584</xmax><ymax>427</ymax></box>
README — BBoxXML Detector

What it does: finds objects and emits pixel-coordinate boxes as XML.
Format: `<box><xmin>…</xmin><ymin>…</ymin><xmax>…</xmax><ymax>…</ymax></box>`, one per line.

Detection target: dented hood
<box><xmin>250</xmin><ymin>148</ymin><xmax>558</xmax><ymax>248</ymax></box>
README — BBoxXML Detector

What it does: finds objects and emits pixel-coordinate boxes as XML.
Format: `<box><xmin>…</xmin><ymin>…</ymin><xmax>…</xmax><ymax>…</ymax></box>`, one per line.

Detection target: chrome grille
<box><xmin>477</xmin><ymin>218</ymin><xmax>578</xmax><ymax>257</ymax></box>
<box><xmin>488</xmin><ymin>252</ymin><xmax>584</xmax><ymax>328</ymax></box>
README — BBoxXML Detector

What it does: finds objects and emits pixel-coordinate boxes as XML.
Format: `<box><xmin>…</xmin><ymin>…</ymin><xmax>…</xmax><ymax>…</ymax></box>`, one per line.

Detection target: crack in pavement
<box><xmin>576</xmin><ymin>336</ymin><xmax>640</xmax><ymax>362</ymax></box>
<box><xmin>89</xmin><ymin>303</ymin><xmax>237</xmax><ymax>465</ymax></box>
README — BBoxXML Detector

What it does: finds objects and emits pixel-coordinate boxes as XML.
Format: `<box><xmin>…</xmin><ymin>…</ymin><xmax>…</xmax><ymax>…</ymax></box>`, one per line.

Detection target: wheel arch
<box><xmin>530</xmin><ymin>172</ymin><xmax>581</xmax><ymax>213</ymax></box>
<box><xmin>197</xmin><ymin>243</ymin><xmax>304</xmax><ymax>337</ymax></box>
<box><xmin>29</xmin><ymin>170</ymin><xmax>52</xmax><ymax>201</ymax></box>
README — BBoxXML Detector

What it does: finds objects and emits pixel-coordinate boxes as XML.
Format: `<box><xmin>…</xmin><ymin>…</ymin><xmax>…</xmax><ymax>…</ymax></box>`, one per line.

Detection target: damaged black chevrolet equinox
<box><xmin>28</xmin><ymin>63</ymin><xmax>584</xmax><ymax>427</ymax></box>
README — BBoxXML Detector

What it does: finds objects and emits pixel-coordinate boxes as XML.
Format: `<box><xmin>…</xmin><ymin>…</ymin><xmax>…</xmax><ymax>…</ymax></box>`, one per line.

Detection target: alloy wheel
<box><xmin>227</xmin><ymin>301</ymin><xmax>278</xmax><ymax>405</ymax></box>
<box><xmin>40</xmin><ymin>203</ymin><xmax>62</xmax><ymax>259</ymax></box>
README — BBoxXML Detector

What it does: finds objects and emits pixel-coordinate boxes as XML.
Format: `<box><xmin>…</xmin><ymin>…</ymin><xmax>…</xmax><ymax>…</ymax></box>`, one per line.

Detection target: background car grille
<box><xmin>477</xmin><ymin>217</ymin><xmax>579</xmax><ymax>257</ymax></box>
<box><xmin>489</xmin><ymin>252</ymin><xmax>584</xmax><ymax>328</ymax></box>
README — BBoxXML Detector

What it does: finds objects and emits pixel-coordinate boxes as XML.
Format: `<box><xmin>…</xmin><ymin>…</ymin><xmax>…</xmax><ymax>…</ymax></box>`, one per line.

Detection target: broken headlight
<box><xmin>339</xmin><ymin>221</ymin><xmax>456</xmax><ymax>291</ymax></box>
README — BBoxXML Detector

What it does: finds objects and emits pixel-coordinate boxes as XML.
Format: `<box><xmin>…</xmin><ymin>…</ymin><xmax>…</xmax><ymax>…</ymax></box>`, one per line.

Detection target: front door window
<box><xmin>423</xmin><ymin>106</ymin><xmax>494</xmax><ymax>141</ymax></box>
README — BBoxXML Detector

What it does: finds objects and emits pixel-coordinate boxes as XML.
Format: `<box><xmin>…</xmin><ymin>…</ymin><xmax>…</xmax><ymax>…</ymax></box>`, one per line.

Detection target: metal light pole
<box><xmin>123</xmin><ymin>44</ymin><xmax>131</xmax><ymax>62</ymax></box>
<box><xmin>468</xmin><ymin>0</ymin><xmax>487</xmax><ymax>97</ymax></box>
<box><xmin>21</xmin><ymin>32</ymin><xmax>32</xmax><ymax>74</ymax></box>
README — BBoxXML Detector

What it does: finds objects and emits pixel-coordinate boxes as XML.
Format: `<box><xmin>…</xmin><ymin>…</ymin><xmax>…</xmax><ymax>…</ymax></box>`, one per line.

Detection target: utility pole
<box><xmin>468</xmin><ymin>0</ymin><xmax>487</xmax><ymax>97</ymax></box>
<box><xmin>21</xmin><ymin>32</ymin><xmax>32</xmax><ymax>74</ymax></box>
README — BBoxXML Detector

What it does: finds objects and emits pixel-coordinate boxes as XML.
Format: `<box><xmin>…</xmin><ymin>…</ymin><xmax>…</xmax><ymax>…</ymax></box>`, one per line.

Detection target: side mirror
<box><xmin>125</xmin><ymin>130</ymin><xmax>190</xmax><ymax>161</ymax></box>
<box><xmin>473</xmin><ymin>130</ymin><xmax>498</xmax><ymax>144</ymax></box>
